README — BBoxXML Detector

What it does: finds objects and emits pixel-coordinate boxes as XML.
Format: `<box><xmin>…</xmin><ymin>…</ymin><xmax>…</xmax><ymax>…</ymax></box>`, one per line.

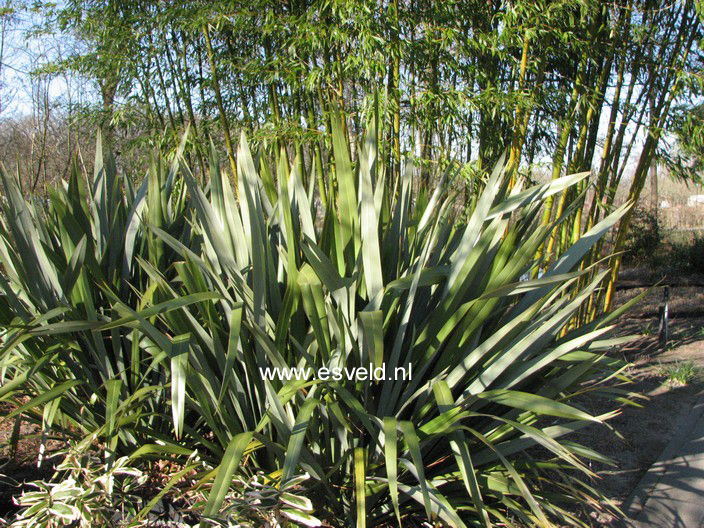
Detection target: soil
<box><xmin>573</xmin><ymin>267</ymin><xmax>704</xmax><ymax>525</ymax></box>
<box><xmin>2</xmin><ymin>267</ymin><xmax>704</xmax><ymax>526</ymax></box>
<box><xmin>0</xmin><ymin>399</ymin><xmax>62</xmax><ymax>521</ymax></box>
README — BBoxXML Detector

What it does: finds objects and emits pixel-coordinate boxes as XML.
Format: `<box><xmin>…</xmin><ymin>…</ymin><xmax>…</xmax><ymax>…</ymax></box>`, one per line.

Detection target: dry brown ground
<box><xmin>573</xmin><ymin>269</ymin><xmax>704</xmax><ymax>525</ymax></box>
<box><xmin>0</xmin><ymin>399</ymin><xmax>61</xmax><ymax>519</ymax></box>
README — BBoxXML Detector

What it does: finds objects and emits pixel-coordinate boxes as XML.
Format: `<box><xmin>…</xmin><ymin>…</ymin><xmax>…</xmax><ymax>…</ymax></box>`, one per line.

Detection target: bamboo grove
<box><xmin>17</xmin><ymin>0</ymin><xmax>704</xmax><ymax>316</ymax></box>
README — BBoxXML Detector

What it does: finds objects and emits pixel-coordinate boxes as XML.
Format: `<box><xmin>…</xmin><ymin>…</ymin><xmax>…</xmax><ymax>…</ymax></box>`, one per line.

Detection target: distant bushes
<box><xmin>670</xmin><ymin>235</ymin><xmax>704</xmax><ymax>273</ymax></box>
<box><xmin>621</xmin><ymin>204</ymin><xmax>704</xmax><ymax>273</ymax></box>
<box><xmin>623</xmin><ymin>206</ymin><xmax>661</xmax><ymax>264</ymax></box>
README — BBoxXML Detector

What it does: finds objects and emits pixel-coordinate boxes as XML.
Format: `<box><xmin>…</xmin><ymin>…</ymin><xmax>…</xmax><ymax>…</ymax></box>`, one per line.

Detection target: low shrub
<box><xmin>623</xmin><ymin>206</ymin><xmax>661</xmax><ymax>265</ymax></box>
<box><xmin>10</xmin><ymin>445</ymin><xmax>149</xmax><ymax>527</ymax></box>
<box><xmin>669</xmin><ymin>235</ymin><xmax>704</xmax><ymax>272</ymax></box>
<box><xmin>659</xmin><ymin>360</ymin><xmax>701</xmax><ymax>386</ymax></box>
<box><xmin>4</xmin><ymin>441</ymin><xmax>320</xmax><ymax>527</ymax></box>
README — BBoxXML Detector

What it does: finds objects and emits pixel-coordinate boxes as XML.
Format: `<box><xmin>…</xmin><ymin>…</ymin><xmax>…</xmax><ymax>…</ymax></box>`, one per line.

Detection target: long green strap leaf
<box><xmin>355</xmin><ymin>447</ymin><xmax>366</xmax><ymax>528</ymax></box>
<box><xmin>383</xmin><ymin>417</ymin><xmax>402</xmax><ymax>527</ymax></box>
<box><xmin>171</xmin><ymin>333</ymin><xmax>191</xmax><ymax>440</ymax></box>
<box><xmin>359</xmin><ymin>310</ymin><xmax>384</xmax><ymax>369</ymax></box>
<box><xmin>282</xmin><ymin>397</ymin><xmax>319</xmax><ymax>482</ymax></box>
<box><xmin>331</xmin><ymin>107</ymin><xmax>359</xmax><ymax>269</ymax></box>
<box><xmin>203</xmin><ymin>431</ymin><xmax>254</xmax><ymax>518</ymax></box>
<box><xmin>6</xmin><ymin>380</ymin><xmax>82</xmax><ymax>420</ymax></box>
<box><xmin>432</xmin><ymin>381</ymin><xmax>491</xmax><ymax>527</ymax></box>
<box><xmin>474</xmin><ymin>389</ymin><xmax>597</xmax><ymax>422</ymax></box>
<box><xmin>105</xmin><ymin>378</ymin><xmax>122</xmax><ymax>464</ymax></box>
<box><xmin>400</xmin><ymin>421</ymin><xmax>432</xmax><ymax>520</ymax></box>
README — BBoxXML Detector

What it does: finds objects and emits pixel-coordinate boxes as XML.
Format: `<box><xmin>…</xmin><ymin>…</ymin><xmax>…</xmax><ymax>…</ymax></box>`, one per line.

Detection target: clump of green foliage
<box><xmin>668</xmin><ymin>235</ymin><xmax>704</xmax><ymax>273</ymax></box>
<box><xmin>10</xmin><ymin>447</ymin><xmax>149</xmax><ymax>528</ymax></box>
<box><xmin>659</xmin><ymin>360</ymin><xmax>701</xmax><ymax>387</ymax></box>
<box><xmin>208</xmin><ymin>473</ymin><xmax>321</xmax><ymax>527</ymax></box>
<box><xmin>0</xmin><ymin>117</ymin><xmax>636</xmax><ymax>526</ymax></box>
<box><xmin>4</xmin><ymin>440</ymin><xmax>319</xmax><ymax>528</ymax></box>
